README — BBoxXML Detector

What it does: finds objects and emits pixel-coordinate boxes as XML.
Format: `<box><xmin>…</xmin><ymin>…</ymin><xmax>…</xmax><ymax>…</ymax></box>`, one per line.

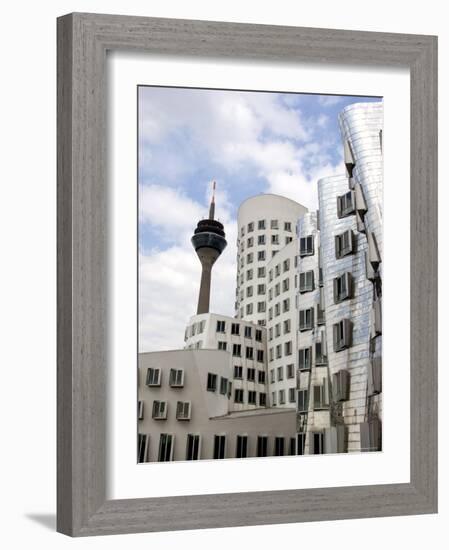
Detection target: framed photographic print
<box><xmin>57</xmin><ymin>12</ymin><xmax>438</xmax><ymax>536</ymax></box>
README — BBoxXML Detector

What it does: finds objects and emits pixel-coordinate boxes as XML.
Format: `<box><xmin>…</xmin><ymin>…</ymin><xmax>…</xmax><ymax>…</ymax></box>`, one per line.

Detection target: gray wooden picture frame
<box><xmin>57</xmin><ymin>12</ymin><xmax>438</xmax><ymax>537</ymax></box>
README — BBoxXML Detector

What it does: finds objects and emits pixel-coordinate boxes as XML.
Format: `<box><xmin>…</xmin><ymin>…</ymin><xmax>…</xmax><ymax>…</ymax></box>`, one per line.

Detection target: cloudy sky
<box><xmin>138</xmin><ymin>86</ymin><xmax>379</xmax><ymax>352</ymax></box>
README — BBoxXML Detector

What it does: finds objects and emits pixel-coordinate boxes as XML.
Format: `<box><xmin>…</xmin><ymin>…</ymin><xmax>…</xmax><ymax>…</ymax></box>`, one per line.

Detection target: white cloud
<box><xmin>318</xmin><ymin>95</ymin><xmax>344</xmax><ymax>107</ymax></box>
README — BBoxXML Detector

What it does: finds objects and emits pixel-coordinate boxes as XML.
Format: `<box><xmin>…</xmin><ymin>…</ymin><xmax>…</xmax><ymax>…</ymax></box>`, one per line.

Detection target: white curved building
<box><xmin>235</xmin><ymin>194</ymin><xmax>307</xmax><ymax>326</ymax></box>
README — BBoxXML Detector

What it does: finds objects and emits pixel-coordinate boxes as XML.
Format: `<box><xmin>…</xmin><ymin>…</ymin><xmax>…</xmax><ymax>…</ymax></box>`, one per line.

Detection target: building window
<box><xmin>313</xmin><ymin>384</ymin><xmax>328</xmax><ymax>410</ymax></box>
<box><xmin>298</xmin><ymin>347</ymin><xmax>312</xmax><ymax>371</ymax></box>
<box><xmin>158</xmin><ymin>434</ymin><xmax>174</xmax><ymax>462</ymax></box>
<box><xmin>213</xmin><ymin>435</ymin><xmax>226</xmax><ymax>459</ymax></box>
<box><xmin>297</xmin><ymin>433</ymin><xmax>306</xmax><ymax>455</ymax></box>
<box><xmin>271</xmin><ymin>234</ymin><xmax>279</xmax><ymax>245</ymax></box>
<box><xmin>247</xmin><ymin>252</ymin><xmax>253</xmax><ymax>264</ymax></box>
<box><xmin>244</xmin><ymin>326</ymin><xmax>252</xmax><ymax>338</ymax></box>
<box><xmin>279</xmin><ymin>390</ymin><xmax>286</xmax><ymax>404</ymax></box>
<box><xmin>228</xmin><ymin>381</ymin><xmax>232</xmax><ymax>398</ymax></box>
<box><xmin>220</xmin><ymin>377</ymin><xmax>228</xmax><ymax>395</ymax></box>
<box><xmin>274</xmin><ymin>437</ymin><xmax>285</xmax><ymax>456</ymax></box>
<box><xmin>257</xmin><ymin>436</ymin><xmax>268</xmax><ymax>457</ymax></box>
<box><xmin>333</xmin><ymin>369</ymin><xmax>350</xmax><ymax>402</ymax></box>
<box><xmin>232</xmin><ymin>344</ymin><xmax>242</xmax><ymax>357</ymax></box>
<box><xmin>299</xmin><ymin>235</ymin><xmax>314</xmax><ymax>257</ymax></box>
<box><xmin>258</xmin><ymin>250</ymin><xmax>266</xmax><ymax>261</ymax></box>
<box><xmin>246</xmin><ymin>303</ymin><xmax>253</xmax><ymax>315</ymax></box>
<box><xmin>234</xmin><ymin>389</ymin><xmax>244</xmax><ymax>403</ymax></box>
<box><xmin>276</xmin><ymin>344</ymin><xmax>282</xmax><ymax>359</ymax></box>
<box><xmin>271</xmin><ymin>391</ymin><xmax>277</xmax><ymax>406</ymax></box>
<box><xmin>287</xmin><ymin>364</ymin><xmax>294</xmax><ymax>379</ymax></box>
<box><xmin>282</xmin><ymin>278</ymin><xmax>289</xmax><ymax>292</ymax></box>
<box><xmin>207</xmin><ymin>373</ymin><xmax>217</xmax><ymax>391</ymax></box>
<box><xmin>299</xmin><ymin>270</ymin><xmax>314</xmax><ymax>293</ymax></box>
<box><xmin>289</xmin><ymin>387</ymin><xmax>296</xmax><ymax>403</ymax></box>
<box><xmin>333</xmin><ymin>272</ymin><xmax>352</xmax><ymax>303</ymax></box>
<box><xmin>258</xmin><ymin>370</ymin><xmax>266</xmax><ymax>384</ymax></box>
<box><xmin>186</xmin><ymin>434</ymin><xmax>200</xmax><ymax>460</ymax></box>
<box><xmin>275</xmin><ymin>283</ymin><xmax>280</xmax><ymax>297</ymax></box>
<box><xmin>152</xmin><ymin>400</ymin><xmax>167</xmax><ymax>420</ymax></box>
<box><xmin>248</xmin><ymin>390</ymin><xmax>257</xmax><ymax>405</ymax></box>
<box><xmin>284</xmin><ymin>341</ymin><xmax>292</xmax><ymax>356</ymax></box>
<box><xmin>138</xmin><ymin>433</ymin><xmax>149</xmax><ymax>462</ymax></box>
<box><xmin>216</xmin><ymin>320</ymin><xmax>226</xmax><ymax>333</ymax></box>
<box><xmin>255</xmin><ymin>329</ymin><xmax>263</xmax><ymax>342</ymax></box>
<box><xmin>312</xmin><ymin>432</ymin><xmax>325</xmax><ymax>454</ymax></box>
<box><xmin>146</xmin><ymin>367</ymin><xmax>161</xmax><ymax>387</ymax></box>
<box><xmin>259</xmin><ymin>393</ymin><xmax>267</xmax><ymax>406</ymax></box>
<box><xmin>248</xmin><ymin>222</ymin><xmax>254</xmax><ymax>233</ymax></box>
<box><xmin>337</xmin><ymin>190</ymin><xmax>355</xmax><ymax>218</ymax></box>
<box><xmin>236</xmin><ymin>435</ymin><xmax>248</xmax><ymax>458</ymax></box>
<box><xmin>218</xmin><ymin>341</ymin><xmax>227</xmax><ymax>351</ymax></box>
<box><xmin>257</xmin><ymin>349</ymin><xmax>264</xmax><ymax>363</ymax></box>
<box><xmin>269</xmin><ymin>269</ymin><xmax>273</xmax><ymax>282</ymax></box>
<box><xmin>138</xmin><ymin>400</ymin><xmax>144</xmax><ymax>420</ymax></box>
<box><xmin>297</xmin><ymin>390</ymin><xmax>308</xmax><ymax>413</ymax></box>
<box><xmin>288</xmin><ymin>437</ymin><xmax>296</xmax><ymax>456</ymax></box>
<box><xmin>277</xmin><ymin>366</ymin><xmax>284</xmax><ymax>381</ymax></box>
<box><xmin>169</xmin><ymin>368</ymin><xmax>184</xmax><ymax>388</ymax></box>
<box><xmin>333</xmin><ymin>319</ymin><xmax>352</xmax><ymax>351</ymax></box>
<box><xmin>257</xmin><ymin>266</ymin><xmax>266</xmax><ymax>278</ymax></box>
<box><xmin>258</xmin><ymin>220</ymin><xmax>266</xmax><ymax>230</ymax></box>
<box><xmin>367</xmin><ymin>231</ymin><xmax>382</xmax><ymax>269</ymax></box>
<box><xmin>247</xmin><ymin>236</ymin><xmax>254</xmax><ymax>248</ymax></box>
<box><xmin>275</xmin><ymin>264</ymin><xmax>280</xmax><ymax>277</ymax></box>
<box><xmin>231</xmin><ymin>323</ymin><xmax>240</xmax><ymax>335</ymax></box>
<box><xmin>257</xmin><ymin>301</ymin><xmax>266</xmax><ymax>313</ymax></box>
<box><xmin>246</xmin><ymin>286</ymin><xmax>253</xmax><ymax>298</ymax></box>
<box><xmin>284</xmin><ymin>319</ymin><xmax>291</xmax><ymax>334</ymax></box>
<box><xmin>246</xmin><ymin>269</ymin><xmax>253</xmax><ymax>281</ymax></box>
<box><xmin>282</xmin><ymin>298</ymin><xmax>290</xmax><ymax>313</ymax></box>
<box><xmin>234</xmin><ymin>365</ymin><xmax>243</xmax><ymax>378</ymax></box>
<box><xmin>274</xmin><ymin>323</ymin><xmax>281</xmax><ymax>338</ymax></box>
<box><xmin>247</xmin><ymin>367</ymin><xmax>256</xmax><ymax>381</ymax></box>
<box><xmin>284</xmin><ymin>222</ymin><xmax>292</xmax><ymax>232</ymax></box>
<box><xmin>176</xmin><ymin>401</ymin><xmax>191</xmax><ymax>421</ymax></box>
<box><xmin>241</xmin><ymin>226</ymin><xmax>245</xmax><ymax>237</ymax></box>
<box><xmin>315</xmin><ymin>341</ymin><xmax>327</xmax><ymax>365</ymax></box>
<box><xmin>257</xmin><ymin>284</ymin><xmax>266</xmax><ymax>295</ymax></box>
<box><xmin>274</xmin><ymin>303</ymin><xmax>281</xmax><ymax>316</ymax></box>
<box><xmin>368</xmin><ymin>357</ymin><xmax>382</xmax><ymax>396</ymax></box>
<box><xmin>299</xmin><ymin>308</ymin><xmax>314</xmax><ymax>331</ymax></box>
<box><xmin>258</xmin><ymin>234</ymin><xmax>266</xmax><ymax>245</ymax></box>
<box><xmin>285</xmin><ymin>236</ymin><xmax>293</xmax><ymax>245</ymax></box>
<box><xmin>335</xmin><ymin>229</ymin><xmax>355</xmax><ymax>259</ymax></box>
<box><xmin>282</xmin><ymin>259</ymin><xmax>290</xmax><ymax>273</ymax></box>
<box><xmin>270</xmin><ymin>219</ymin><xmax>279</xmax><ymax>229</ymax></box>
<box><xmin>269</xmin><ymin>347</ymin><xmax>274</xmax><ymax>361</ymax></box>
<box><xmin>270</xmin><ymin>369</ymin><xmax>275</xmax><ymax>383</ymax></box>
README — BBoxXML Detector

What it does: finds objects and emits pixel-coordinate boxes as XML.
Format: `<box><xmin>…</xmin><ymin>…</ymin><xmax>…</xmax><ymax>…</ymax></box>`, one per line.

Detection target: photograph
<box><xmin>137</xmin><ymin>86</ymin><xmax>383</xmax><ymax>462</ymax></box>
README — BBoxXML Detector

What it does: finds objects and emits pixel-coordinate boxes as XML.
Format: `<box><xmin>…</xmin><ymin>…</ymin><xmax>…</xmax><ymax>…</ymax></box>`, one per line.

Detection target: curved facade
<box><xmin>235</xmin><ymin>194</ymin><xmax>307</xmax><ymax>326</ymax></box>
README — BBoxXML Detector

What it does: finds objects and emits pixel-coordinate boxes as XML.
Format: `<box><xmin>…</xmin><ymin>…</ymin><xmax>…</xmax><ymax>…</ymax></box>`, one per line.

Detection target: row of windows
<box><xmin>268</xmin><ymin>298</ymin><xmax>291</xmax><ymax>319</ymax></box>
<box><xmin>238</xmin><ymin>266</ymin><xmax>266</xmax><ymax>282</ymax></box>
<box><xmin>215</xmin><ymin>321</ymin><xmax>263</xmax><ymax>341</ymax></box>
<box><xmin>139</xmin><ymin>399</ymin><xmax>193</xmax><ymax>421</ymax></box>
<box><xmin>138</xmin><ymin>432</ymin><xmax>301</xmax><ymax>463</ymax></box>
<box><xmin>269</xmin><ymin>363</ymin><xmax>295</xmax><ymax>382</ymax></box>
<box><xmin>268</xmin><ymin>319</ymin><xmax>291</xmax><ymax>340</ymax></box>
<box><xmin>297</xmin><ymin>385</ymin><xmax>328</xmax><ymax>413</ymax></box>
<box><xmin>216</xmin><ymin>343</ymin><xmax>265</xmax><ymax>361</ymax></box>
<box><xmin>186</xmin><ymin>320</ymin><xmax>206</xmax><ymax>338</ymax></box>
<box><xmin>234</xmin><ymin>389</ymin><xmax>266</xmax><ymax>406</ymax></box>
<box><xmin>271</xmin><ymin>387</ymin><xmax>296</xmax><ymax>406</ymax></box>
<box><xmin>237</xmin><ymin>301</ymin><xmax>267</xmax><ymax>315</ymax></box>
<box><xmin>268</xmin><ymin>258</ymin><xmax>291</xmax><ymax>281</ymax></box>
<box><xmin>233</xmin><ymin>366</ymin><xmax>266</xmax><ymax>384</ymax></box>
<box><xmin>268</xmin><ymin>341</ymin><xmax>293</xmax><ymax>361</ymax></box>
<box><xmin>241</xmin><ymin>220</ymin><xmax>293</xmax><ymax>236</ymax></box>
<box><xmin>145</xmin><ymin>367</ymin><xmax>184</xmax><ymax>388</ymax></box>
<box><xmin>239</xmin><ymin>234</ymin><xmax>294</xmax><ymax>252</ymax></box>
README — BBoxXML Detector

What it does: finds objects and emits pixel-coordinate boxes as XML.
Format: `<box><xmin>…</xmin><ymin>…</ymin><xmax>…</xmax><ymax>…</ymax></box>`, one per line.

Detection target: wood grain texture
<box><xmin>57</xmin><ymin>12</ymin><xmax>438</xmax><ymax>536</ymax></box>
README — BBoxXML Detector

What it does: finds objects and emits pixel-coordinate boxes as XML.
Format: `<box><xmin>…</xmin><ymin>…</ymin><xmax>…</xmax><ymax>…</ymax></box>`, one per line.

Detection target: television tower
<box><xmin>191</xmin><ymin>181</ymin><xmax>227</xmax><ymax>314</ymax></box>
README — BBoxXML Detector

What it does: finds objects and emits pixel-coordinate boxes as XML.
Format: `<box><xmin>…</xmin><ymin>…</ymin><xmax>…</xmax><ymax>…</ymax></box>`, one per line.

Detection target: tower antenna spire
<box><xmin>208</xmin><ymin>180</ymin><xmax>216</xmax><ymax>220</ymax></box>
